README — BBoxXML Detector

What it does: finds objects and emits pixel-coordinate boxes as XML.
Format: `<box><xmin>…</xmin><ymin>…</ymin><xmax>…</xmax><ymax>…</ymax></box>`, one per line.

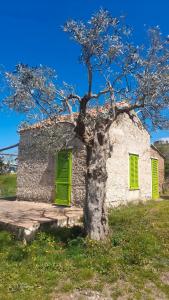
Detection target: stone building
<box><xmin>17</xmin><ymin>111</ymin><xmax>165</xmax><ymax>207</ymax></box>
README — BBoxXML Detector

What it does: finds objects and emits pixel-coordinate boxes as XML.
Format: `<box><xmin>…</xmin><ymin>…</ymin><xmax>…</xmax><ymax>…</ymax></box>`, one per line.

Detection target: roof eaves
<box><xmin>151</xmin><ymin>144</ymin><xmax>165</xmax><ymax>159</ymax></box>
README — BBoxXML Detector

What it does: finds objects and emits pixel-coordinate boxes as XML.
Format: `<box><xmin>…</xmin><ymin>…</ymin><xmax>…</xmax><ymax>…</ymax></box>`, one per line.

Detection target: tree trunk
<box><xmin>84</xmin><ymin>128</ymin><xmax>110</xmax><ymax>240</ymax></box>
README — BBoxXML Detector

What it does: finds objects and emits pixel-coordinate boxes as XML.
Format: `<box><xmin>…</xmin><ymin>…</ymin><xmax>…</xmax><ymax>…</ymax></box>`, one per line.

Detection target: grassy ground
<box><xmin>0</xmin><ymin>200</ymin><xmax>169</xmax><ymax>299</ymax></box>
<box><xmin>0</xmin><ymin>174</ymin><xmax>16</xmax><ymax>197</ymax></box>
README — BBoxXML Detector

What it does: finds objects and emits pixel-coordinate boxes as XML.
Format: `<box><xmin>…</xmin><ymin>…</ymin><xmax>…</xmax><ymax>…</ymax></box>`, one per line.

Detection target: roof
<box><xmin>20</xmin><ymin>114</ymin><xmax>77</xmax><ymax>132</ymax></box>
<box><xmin>19</xmin><ymin>102</ymin><xmax>130</xmax><ymax>133</ymax></box>
<box><xmin>151</xmin><ymin>144</ymin><xmax>165</xmax><ymax>159</ymax></box>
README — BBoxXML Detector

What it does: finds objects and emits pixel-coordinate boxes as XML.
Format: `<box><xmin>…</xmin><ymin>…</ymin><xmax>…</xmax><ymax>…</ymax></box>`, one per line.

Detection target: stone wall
<box><xmin>17</xmin><ymin>122</ymin><xmax>86</xmax><ymax>206</ymax></box>
<box><xmin>106</xmin><ymin>113</ymin><xmax>152</xmax><ymax>207</ymax></box>
<box><xmin>150</xmin><ymin>146</ymin><xmax>165</xmax><ymax>192</ymax></box>
<box><xmin>18</xmin><ymin>113</ymin><xmax>156</xmax><ymax>208</ymax></box>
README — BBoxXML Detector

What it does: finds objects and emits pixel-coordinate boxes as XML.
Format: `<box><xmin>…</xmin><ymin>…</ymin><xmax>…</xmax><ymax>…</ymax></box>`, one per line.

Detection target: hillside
<box><xmin>154</xmin><ymin>141</ymin><xmax>169</xmax><ymax>178</ymax></box>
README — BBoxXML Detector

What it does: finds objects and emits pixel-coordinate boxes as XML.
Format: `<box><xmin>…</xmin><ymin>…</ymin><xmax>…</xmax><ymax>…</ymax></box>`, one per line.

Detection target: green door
<box><xmin>151</xmin><ymin>158</ymin><xmax>159</xmax><ymax>200</ymax></box>
<box><xmin>55</xmin><ymin>150</ymin><xmax>72</xmax><ymax>206</ymax></box>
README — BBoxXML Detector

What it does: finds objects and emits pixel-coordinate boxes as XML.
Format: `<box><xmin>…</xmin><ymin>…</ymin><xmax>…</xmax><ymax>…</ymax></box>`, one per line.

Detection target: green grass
<box><xmin>0</xmin><ymin>174</ymin><xmax>17</xmax><ymax>197</ymax></box>
<box><xmin>1</xmin><ymin>200</ymin><xmax>169</xmax><ymax>299</ymax></box>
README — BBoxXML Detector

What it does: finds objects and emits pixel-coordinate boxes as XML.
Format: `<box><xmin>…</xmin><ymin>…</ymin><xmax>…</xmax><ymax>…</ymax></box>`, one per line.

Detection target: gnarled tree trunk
<box><xmin>84</xmin><ymin>126</ymin><xmax>111</xmax><ymax>240</ymax></box>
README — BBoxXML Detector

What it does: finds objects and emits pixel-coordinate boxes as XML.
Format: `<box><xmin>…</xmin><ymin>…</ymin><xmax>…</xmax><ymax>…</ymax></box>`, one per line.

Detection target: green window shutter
<box><xmin>129</xmin><ymin>154</ymin><xmax>139</xmax><ymax>190</ymax></box>
<box><xmin>134</xmin><ymin>155</ymin><xmax>139</xmax><ymax>188</ymax></box>
<box><xmin>56</xmin><ymin>150</ymin><xmax>72</xmax><ymax>205</ymax></box>
<box><xmin>151</xmin><ymin>159</ymin><xmax>159</xmax><ymax>200</ymax></box>
<box><xmin>130</xmin><ymin>155</ymin><xmax>135</xmax><ymax>189</ymax></box>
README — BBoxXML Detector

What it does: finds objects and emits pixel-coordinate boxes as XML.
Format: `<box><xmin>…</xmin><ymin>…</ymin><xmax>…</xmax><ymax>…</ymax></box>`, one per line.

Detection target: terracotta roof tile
<box><xmin>20</xmin><ymin>102</ymin><xmax>129</xmax><ymax>133</ymax></box>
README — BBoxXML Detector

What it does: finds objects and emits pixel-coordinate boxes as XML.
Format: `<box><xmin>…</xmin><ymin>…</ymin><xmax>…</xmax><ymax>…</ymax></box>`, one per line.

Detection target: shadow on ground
<box><xmin>42</xmin><ymin>225</ymin><xmax>85</xmax><ymax>244</ymax></box>
<box><xmin>161</xmin><ymin>195</ymin><xmax>169</xmax><ymax>200</ymax></box>
<box><xmin>0</xmin><ymin>196</ymin><xmax>16</xmax><ymax>201</ymax></box>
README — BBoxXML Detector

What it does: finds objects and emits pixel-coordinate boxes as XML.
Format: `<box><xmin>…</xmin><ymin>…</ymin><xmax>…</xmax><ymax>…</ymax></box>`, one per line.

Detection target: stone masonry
<box><xmin>106</xmin><ymin>113</ymin><xmax>152</xmax><ymax>207</ymax></box>
<box><xmin>17</xmin><ymin>112</ymin><xmax>165</xmax><ymax>207</ymax></box>
<box><xmin>17</xmin><ymin>122</ymin><xmax>86</xmax><ymax>206</ymax></box>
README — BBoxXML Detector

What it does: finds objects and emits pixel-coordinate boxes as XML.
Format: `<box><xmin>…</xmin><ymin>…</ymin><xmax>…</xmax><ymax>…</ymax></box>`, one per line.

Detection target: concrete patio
<box><xmin>0</xmin><ymin>200</ymin><xmax>83</xmax><ymax>242</ymax></box>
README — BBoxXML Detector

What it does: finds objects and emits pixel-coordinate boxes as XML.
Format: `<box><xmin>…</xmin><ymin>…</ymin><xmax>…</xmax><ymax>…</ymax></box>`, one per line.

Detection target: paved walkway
<box><xmin>0</xmin><ymin>200</ymin><xmax>83</xmax><ymax>242</ymax></box>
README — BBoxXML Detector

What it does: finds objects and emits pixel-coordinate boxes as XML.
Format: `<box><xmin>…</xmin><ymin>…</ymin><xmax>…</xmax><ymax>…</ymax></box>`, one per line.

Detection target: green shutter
<box><xmin>129</xmin><ymin>154</ymin><xmax>139</xmax><ymax>190</ymax></box>
<box><xmin>134</xmin><ymin>155</ymin><xmax>139</xmax><ymax>188</ymax></box>
<box><xmin>151</xmin><ymin>159</ymin><xmax>159</xmax><ymax>200</ymax></box>
<box><xmin>55</xmin><ymin>150</ymin><xmax>72</xmax><ymax>206</ymax></box>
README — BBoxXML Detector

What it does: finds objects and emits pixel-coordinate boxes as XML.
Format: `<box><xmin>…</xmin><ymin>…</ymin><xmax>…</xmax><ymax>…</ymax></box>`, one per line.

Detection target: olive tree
<box><xmin>4</xmin><ymin>9</ymin><xmax>169</xmax><ymax>240</ymax></box>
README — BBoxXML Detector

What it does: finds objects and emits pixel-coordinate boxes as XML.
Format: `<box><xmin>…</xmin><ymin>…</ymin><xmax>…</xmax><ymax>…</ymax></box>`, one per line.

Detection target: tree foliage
<box><xmin>4</xmin><ymin>9</ymin><xmax>169</xmax><ymax>130</ymax></box>
<box><xmin>0</xmin><ymin>156</ymin><xmax>11</xmax><ymax>175</ymax></box>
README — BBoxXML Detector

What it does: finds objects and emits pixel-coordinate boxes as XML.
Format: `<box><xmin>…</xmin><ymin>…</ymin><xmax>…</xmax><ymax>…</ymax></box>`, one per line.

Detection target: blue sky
<box><xmin>0</xmin><ymin>0</ymin><xmax>169</xmax><ymax>153</ymax></box>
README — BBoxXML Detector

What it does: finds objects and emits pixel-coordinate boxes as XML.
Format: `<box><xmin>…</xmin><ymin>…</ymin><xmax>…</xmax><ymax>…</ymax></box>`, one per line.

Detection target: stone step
<box><xmin>0</xmin><ymin>200</ymin><xmax>83</xmax><ymax>243</ymax></box>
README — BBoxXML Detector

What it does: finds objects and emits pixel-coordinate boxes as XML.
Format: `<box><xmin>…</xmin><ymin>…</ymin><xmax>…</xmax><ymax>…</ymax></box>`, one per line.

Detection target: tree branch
<box><xmin>86</xmin><ymin>58</ymin><xmax>93</xmax><ymax>97</ymax></box>
<box><xmin>116</xmin><ymin>101</ymin><xmax>145</xmax><ymax>115</ymax></box>
<box><xmin>67</xmin><ymin>94</ymin><xmax>81</xmax><ymax>102</ymax></box>
<box><xmin>90</xmin><ymin>88</ymin><xmax>110</xmax><ymax>99</ymax></box>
